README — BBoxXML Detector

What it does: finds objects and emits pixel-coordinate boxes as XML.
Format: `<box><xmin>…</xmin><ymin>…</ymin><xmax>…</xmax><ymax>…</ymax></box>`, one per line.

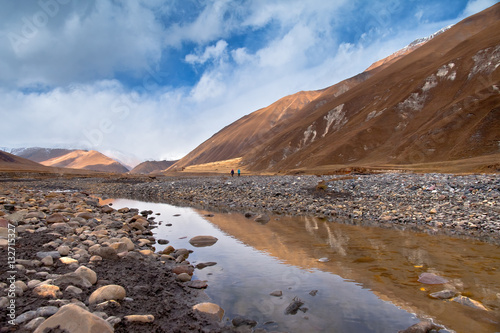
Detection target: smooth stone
<box><xmin>59</xmin><ymin>257</ymin><xmax>78</xmax><ymax>265</ymax></box>
<box><xmin>14</xmin><ymin>280</ymin><xmax>28</xmax><ymax>292</ymax></box>
<box><xmin>452</xmin><ymin>296</ymin><xmax>489</xmax><ymax>311</ymax></box>
<box><xmin>254</xmin><ymin>214</ymin><xmax>270</xmax><ymax>224</ymax></box>
<box><xmin>89</xmin><ymin>285</ymin><xmax>126</xmax><ymax>304</ymax></box>
<box><xmin>157</xmin><ymin>239</ymin><xmax>169</xmax><ymax>245</ymax></box>
<box><xmin>24</xmin><ymin>317</ymin><xmax>46</xmax><ymax>330</ymax></box>
<box><xmin>195</xmin><ymin>262</ymin><xmax>217</xmax><ymax>270</ymax></box>
<box><xmin>66</xmin><ymin>285</ymin><xmax>83</xmax><ymax>294</ymax></box>
<box><xmin>176</xmin><ymin>273</ymin><xmax>192</xmax><ymax>282</ymax></box>
<box><xmin>186</xmin><ymin>280</ymin><xmax>208</xmax><ymax>289</ymax></box>
<box><xmin>57</xmin><ymin>245</ymin><xmax>70</xmax><ymax>256</ymax></box>
<box><xmin>41</xmin><ymin>256</ymin><xmax>54</xmax><ymax>266</ymax></box>
<box><xmin>418</xmin><ymin>273</ymin><xmax>449</xmax><ymax>284</ymax></box>
<box><xmin>232</xmin><ymin>316</ymin><xmax>257</xmax><ymax>328</ymax></box>
<box><xmin>192</xmin><ymin>302</ymin><xmax>224</xmax><ymax>321</ymax></box>
<box><xmin>270</xmin><ymin>290</ymin><xmax>283</xmax><ymax>297</ymax></box>
<box><xmin>429</xmin><ymin>290</ymin><xmax>457</xmax><ymax>299</ymax></box>
<box><xmin>75</xmin><ymin>266</ymin><xmax>97</xmax><ymax>285</ymax></box>
<box><xmin>36</xmin><ymin>251</ymin><xmax>61</xmax><ymax>259</ymax></box>
<box><xmin>54</xmin><ymin>273</ymin><xmax>92</xmax><ymax>289</ymax></box>
<box><xmin>109</xmin><ymin>242</ymin><xmax>129</xmax><ymax>254</ymax></box>
<box><xmin>32</xmin><ymin>284</ymin><xmax>62</xmax><ymax>298</ymax></box>
<box><xmin>120</xmin><ymin>237</ymin><xmax>135</xmax><ymax>251</ymax></box>
<box><xmin>46</xmin><ymin>213</ymin><xmax>68</xmax><ymax>224</ymax></box>
<box><xmin>124</xmin><ymin>314</ymin><xmax>155</xmax><ymax>323</ymax></box>
<box><xmin>188</xmin><ymin>235</ymin><xmax>218</xmax><ymax>247</ymax></box>
<box><xmin>33</xmin><ymin>303</ymin><xmax>113</xmax><ymax>333</ymax></box>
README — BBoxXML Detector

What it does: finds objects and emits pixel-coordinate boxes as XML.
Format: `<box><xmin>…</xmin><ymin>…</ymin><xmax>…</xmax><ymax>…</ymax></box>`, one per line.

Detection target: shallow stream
<box><xmin>101</xmin><ymin>198</ymin><xmax>500</xmax><ymax>332</ymax></box>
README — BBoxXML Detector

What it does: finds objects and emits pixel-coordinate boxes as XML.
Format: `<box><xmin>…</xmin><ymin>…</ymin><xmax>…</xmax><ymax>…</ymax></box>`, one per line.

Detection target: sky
<box><xmin>0</xmin><ymin>0</ymin><xmax>497</xmax><ymax>166</ymax></box>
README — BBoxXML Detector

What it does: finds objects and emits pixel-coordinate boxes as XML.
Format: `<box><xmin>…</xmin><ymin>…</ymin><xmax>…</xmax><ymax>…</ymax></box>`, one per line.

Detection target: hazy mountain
<box><xmin>0</xmin><ymin>150</ymin><xmax>50</xmax><ymax>172</ymax></box>
<box><xmin>172</xmin><ymin>4</ymin><xmax>500</xmax><ymax>173</ymax></box>
<box><xmin>11</xmin><ymin>147</ymin><xmax>76</xmax><ymax>163</ymax></box>
<box><xmin>40</xmin><ymin>150</ymin><xmax>129</xmax><ymax>173</ymax></box>
<box><xmin>130</xmin><ymin>160</ymin><xmax>178</xmax><ymax>174</ymax></box>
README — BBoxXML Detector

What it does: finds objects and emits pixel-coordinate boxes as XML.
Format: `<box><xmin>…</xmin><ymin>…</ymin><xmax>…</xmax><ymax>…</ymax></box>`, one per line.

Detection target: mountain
<box><xmin>130</xmin><ymin>160</ymin><xmax>178</xmax><ymax>174</ymax></box>
<box><xmin>0</xmin><ymin>150</ymin><xmax>51</xmax><ymax>172</ymax></box>
<box><xmin>40</xmin><ymin>150</ymin><xmax>129</xmax><ymax>173</ymax></box>
<box><xmin>11</xmin><ymin>147</ymin><xmax>76</xmax><ymax>163</ymax></box>
<box><xmin>173</xmin><ymin>4</ymin><xmax>500</xmax><ymax>174</ymax></box>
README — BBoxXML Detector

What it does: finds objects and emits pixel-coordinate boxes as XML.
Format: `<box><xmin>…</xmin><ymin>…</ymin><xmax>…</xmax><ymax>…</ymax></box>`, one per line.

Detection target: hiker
<box><xmin>231</xmin><ymin>169</ymin><xmax>234</xmax><ymax>177</ymax></box>
<box><xmin>237</xmin><ymin>169</ymin><xmax>241</xmax><ymax>177</ymax></box>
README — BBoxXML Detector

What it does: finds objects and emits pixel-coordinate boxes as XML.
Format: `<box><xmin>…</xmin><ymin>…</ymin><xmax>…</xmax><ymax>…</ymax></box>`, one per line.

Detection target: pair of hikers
<box><xmin>230</xmin><ymin>169</ymin><xmax>240</xmax><ymax>177</ymax></box>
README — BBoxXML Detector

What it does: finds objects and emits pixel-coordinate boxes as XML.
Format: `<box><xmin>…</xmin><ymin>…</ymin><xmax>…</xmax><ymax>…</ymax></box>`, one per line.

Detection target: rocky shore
<box><xmin>0</xmin><ymin>187</ymin><xmax>244</xmax><ymax>332</ymax></box>
<box><xmin>89</xmin><ymin>173</ymin><xmax>498</xmax><ymax>244</ymax></box>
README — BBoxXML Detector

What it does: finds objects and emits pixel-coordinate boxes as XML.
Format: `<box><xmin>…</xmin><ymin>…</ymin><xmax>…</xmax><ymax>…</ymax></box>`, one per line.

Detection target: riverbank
<box><xmin>21</xmin><ymin>172</ymin><xmax>496</xmax><ymax>245</ymax></box>
<box><xmin>0</xmin><ymin>186</ymin><xmax>239</xmax><ymax>332</ymax></box>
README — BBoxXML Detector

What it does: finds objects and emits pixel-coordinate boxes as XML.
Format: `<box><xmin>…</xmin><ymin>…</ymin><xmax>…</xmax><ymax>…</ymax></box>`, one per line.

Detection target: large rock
<box><xmin>33</xmin><ymin>303</ymin><xmax>113</xmax><ymax>333</ymax></box>
<box><xmin>188</xmin><ymin>235</ymin><xmax>218</xmax><ymax>247</ymax></box>
<box><xmin>193</xmin><ymin>302</ymin><xmax>224</xmax><ymax>321</ymax></box>
<box><xmin>89</xmin><ymin>285</ymin><xmax>126</xmax><ymax>304</ymax></box>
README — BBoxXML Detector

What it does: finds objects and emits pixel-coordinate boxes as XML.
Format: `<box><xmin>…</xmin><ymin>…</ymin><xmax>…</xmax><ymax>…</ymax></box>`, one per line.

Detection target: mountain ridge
<box><xmin>171</xmin><ymin>3</ymin><xmax>500</xmax><ymax>174</ymax></box>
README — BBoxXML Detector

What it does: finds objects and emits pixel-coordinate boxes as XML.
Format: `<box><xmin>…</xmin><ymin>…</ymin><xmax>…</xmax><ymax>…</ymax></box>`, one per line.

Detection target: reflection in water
<box><xmin>103</xmin><ymin>198</ymin><xmax>500</xmax><ymax>332</ymax></box>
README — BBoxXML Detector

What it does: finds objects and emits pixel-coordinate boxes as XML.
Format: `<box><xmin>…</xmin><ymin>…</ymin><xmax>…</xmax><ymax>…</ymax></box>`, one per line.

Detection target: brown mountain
<box><xmin>40</xmin><ymin>150</ymin><xmax>129</xmax><ymax>173</ymax></box>
<box><xmin>130</xmin><ymin>160</ymin><xmax>178</xmax><ymax>174</ymax></box>
<box><xmin>11</xmin><ymin>147</ymin><xmax>76</xmax><ymax>163</ymax></box>
<box><xmin>0</xmin><ymin>150</ymin><xmax>52</xmax><ymax>172</ymax></box>
<box><xmin>173</xmin><ymin>4</ymin><xmax>500</xmax><ymax>174</ymax></box>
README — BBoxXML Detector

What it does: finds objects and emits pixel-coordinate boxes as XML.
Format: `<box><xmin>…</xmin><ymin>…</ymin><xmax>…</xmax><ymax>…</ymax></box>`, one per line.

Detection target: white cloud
<box><xmin>0</xmin><ymin>1</ymin><xmax>165</xmax><ymax>88</ymax></box>
<box><xmin>462</xmin><ymin>0</ymin><xmax>498</xmax><ymax>17</ymax></box>
<box><xmin>1</xmin><ymin>0</ymin><xmax>496</xmax><ymax>163</ymax></box>
<box><xmin>185</xmin><ymin>40</ymin><xmax>228</xmax><ymax>65</ymax></box>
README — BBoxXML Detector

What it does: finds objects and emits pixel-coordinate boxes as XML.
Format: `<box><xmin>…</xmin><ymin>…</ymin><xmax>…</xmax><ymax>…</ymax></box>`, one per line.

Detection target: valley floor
<box><xmin>0</xmin><ymin>172</ymin><xmax>498</xmax><ymax>332</ymax></box>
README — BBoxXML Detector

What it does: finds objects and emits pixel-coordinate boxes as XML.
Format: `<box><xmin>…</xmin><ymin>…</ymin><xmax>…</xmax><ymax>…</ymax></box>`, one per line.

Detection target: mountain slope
<box><xmin>0</xmin><ymin>150</ymin><xmax>51</xmax><ymax>171</ymax></box>
<box><xmin>11</xmin><ymin>147</ymin><xmax>75</xmax><ymax>163</ymax></box>
<box><xmin>130</xmin><ymin>160</ymin><xmax>178</xmax><ymax>174</ymax></box>
<box><xmin>174</xmin><ymin>3</ymin><xmax>500</xmax><ymax>173</ymax></box>
<box><xmin>40</xmin><ymin>150</ymin><xmax>129</xmax><ymax>173</ymax></box>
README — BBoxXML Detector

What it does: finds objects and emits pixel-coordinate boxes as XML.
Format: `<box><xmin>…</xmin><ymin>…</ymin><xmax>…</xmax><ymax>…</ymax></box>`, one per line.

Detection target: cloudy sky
<box><xmin>0</xmin><ymin>0</ymin><xmax>496</xmax><ymax>166</ymax></box>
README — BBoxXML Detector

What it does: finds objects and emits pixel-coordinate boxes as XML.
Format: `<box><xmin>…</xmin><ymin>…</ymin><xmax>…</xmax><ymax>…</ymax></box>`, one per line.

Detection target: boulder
<box><xmin>89</xmin><ymin>285</ymin><xmax>126</xmax><ymax>304</ymax></box>
<box><xmin>33</xmin><ymin>303</ymin><xmax>113</xmax><ymax>333</ymax></box>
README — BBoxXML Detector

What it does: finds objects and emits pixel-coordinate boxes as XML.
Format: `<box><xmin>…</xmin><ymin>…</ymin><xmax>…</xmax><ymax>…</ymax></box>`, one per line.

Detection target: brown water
<box><xmin>106</xmin><ymin>198</ymin><xmax>500</xmax><ymax>332</ymax></box>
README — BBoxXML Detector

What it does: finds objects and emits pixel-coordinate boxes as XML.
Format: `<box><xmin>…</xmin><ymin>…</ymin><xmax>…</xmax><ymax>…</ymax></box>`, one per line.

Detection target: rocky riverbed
<box><xmin>0</xmin><ymin>172</ymin><xmax>498</xmax><ymax>332</ymax></box>
<box><xmin>0</xmin><ymin>186</ymin><xmax>255</xmax><ymax>332</ymax></box>
<box><xmin>40</xmin><ymin>172</ymin><xmax>499</xmax><ymax>244</ymax></box>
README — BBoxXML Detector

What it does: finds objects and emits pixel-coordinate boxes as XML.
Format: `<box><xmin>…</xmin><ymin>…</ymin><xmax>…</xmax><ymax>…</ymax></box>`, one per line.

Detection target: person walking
<box><xmin>231</xmin><ymin>169</ymin><xmax>234</xmax><ymax>177</ymax></box>
<box><xmin>237</xmin><ymin>169</ymin><xmax>241</xmax><ymax>177</ymax></box>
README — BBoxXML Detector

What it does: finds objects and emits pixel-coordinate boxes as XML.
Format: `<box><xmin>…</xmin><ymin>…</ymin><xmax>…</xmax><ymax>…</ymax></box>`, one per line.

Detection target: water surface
<box><xmin>102</xmin><ymin>198</ymin><xmax>500</xmax><ymax>332</ymax></box>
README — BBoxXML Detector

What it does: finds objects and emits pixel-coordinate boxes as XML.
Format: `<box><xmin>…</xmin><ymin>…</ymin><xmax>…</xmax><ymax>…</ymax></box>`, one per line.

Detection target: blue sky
<box><xmin>0</xmin><ymin>0</ymin><xmax>497</xmax><ymax>166</ymax></box>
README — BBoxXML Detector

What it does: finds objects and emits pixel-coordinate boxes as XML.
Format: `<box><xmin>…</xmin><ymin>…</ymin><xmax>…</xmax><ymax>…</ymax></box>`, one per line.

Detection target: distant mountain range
<box><xmin>172</xmin><ymin>3</ymin><xmax>500</xmax><ymax>174</ymax></box>
<box><xmin>4</xmin><ymin>147</ymin><xmax>129</xmax><ymax>173</ymax></box>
